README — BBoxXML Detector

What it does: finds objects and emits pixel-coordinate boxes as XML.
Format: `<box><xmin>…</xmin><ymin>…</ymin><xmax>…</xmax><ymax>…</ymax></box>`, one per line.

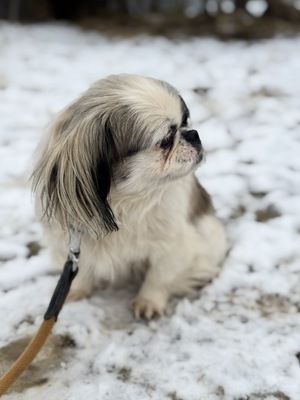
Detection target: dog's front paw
<box><xmin>130</xmin><ymin>296</ymin><xmax>165</xmax><ymax>320</ymax></box>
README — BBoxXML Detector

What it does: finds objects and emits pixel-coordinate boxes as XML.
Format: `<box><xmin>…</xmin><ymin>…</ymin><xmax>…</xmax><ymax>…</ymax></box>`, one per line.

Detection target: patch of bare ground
<box><xmin>0</xmin><ymin>334</ymin><xmax>75</xmax><ymax>393</ymax></box>
<box><xmin>238</xmin><ymin>391</ymin><xmax>290</xmax><ymax>400</ymax></box>
<box><xmin>255</xmin><ymin>205</ymin><xmax>281</xmax><ymax>222</ymax></box>
<box><xmin>79</xmin><ymin>13</ymin><xmax>300</xmax><ymax>40</ymax></box>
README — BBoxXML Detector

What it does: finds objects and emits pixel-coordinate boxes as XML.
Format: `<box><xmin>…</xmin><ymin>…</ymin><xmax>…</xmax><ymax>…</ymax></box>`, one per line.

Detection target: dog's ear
<box><xmin>32</xmin><ymin>108</ymin><xmax>119</xmax><ymax>238</ymax></box>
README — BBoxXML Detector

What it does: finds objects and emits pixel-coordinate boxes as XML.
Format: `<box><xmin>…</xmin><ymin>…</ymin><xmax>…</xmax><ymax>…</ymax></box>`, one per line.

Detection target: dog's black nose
<box><xmin>182</xmin><ymin>130</ymin><xmax>201</xmax><ymax>149</ymax></box>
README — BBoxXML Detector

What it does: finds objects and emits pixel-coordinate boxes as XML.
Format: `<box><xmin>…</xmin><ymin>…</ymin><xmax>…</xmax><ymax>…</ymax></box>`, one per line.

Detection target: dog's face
<box><xmin>32</xmin><ymin>74</ymin><xmax>203</xmax><ymax>237</ymax></box>
<box><xmin>110</xmin><ymin>75</ymin><xmax>203</xmax><ymax>195</ymax></box>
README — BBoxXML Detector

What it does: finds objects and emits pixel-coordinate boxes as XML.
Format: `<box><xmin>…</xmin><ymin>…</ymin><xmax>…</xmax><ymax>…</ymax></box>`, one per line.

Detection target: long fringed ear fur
<box><xmin>31</xmin><ymin>104</ymin><xmax>119</xmax><ymax>239</ymax></box>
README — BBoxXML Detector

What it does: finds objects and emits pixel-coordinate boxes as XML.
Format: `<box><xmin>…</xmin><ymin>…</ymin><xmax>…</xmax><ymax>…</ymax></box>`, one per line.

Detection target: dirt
<box><xmin>0</xmin><ymin>333</ymin><xmax>75</xmax><ymax>394</ymax></box>
<box><xmin>78</xmin><ymin>13</ymin><xmax>300</xmax><ymax>40</ymax></box>
<box><xmin>255</xmin><ymin>205</ymin><xmax>281</xmax><ymax>222</ymax></box>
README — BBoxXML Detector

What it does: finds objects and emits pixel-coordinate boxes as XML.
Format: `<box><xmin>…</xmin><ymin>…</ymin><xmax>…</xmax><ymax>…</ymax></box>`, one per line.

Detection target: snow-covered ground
<box><xmin>0</xmin><ymin>22</ymin><xmax>300</xmax><ymax>400</ymax></box>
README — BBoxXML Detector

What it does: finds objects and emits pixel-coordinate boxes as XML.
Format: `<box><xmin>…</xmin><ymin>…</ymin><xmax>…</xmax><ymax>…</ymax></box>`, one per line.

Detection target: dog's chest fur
<box><xmin>77</xmin><ymin>175</ymin><xmax>203</xmax><ymax>278</ymax></box>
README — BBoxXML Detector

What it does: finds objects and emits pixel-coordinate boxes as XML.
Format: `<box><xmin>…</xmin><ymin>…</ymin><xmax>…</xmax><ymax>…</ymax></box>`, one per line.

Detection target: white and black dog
<box><xmin>32</xmin><ymin>74</ymin><xmax>227</xmax><ymax>319</ymax></box>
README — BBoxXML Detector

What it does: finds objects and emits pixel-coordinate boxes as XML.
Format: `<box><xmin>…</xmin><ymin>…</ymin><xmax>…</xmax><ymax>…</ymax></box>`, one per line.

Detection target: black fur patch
<box><xmin>179</xmin><ymin>96</ymin><xmax>190</xmax><ymax>127</ymax></box>
<box><xmin>103</xmin><ymin>120</ymin><xmax>120</xmax><ymax>161</ymax></box>
<box><xmin>91</xmin><ymin>158</ymin><xmax>118</xmax><ymax>234</ymax></box>
<box><xmin>90</xmin><ymin>120</ymin><xmax>119</xmax><ymax>233</ymax></box>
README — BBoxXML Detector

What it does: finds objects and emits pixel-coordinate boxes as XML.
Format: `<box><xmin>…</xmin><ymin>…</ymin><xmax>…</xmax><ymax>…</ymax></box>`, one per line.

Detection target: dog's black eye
<box><xmin>160</xmin><ymin>125</ymin><xmax>177</xmax><ymax>150</ymax></box>
<box><xmin>160</xmin><ymin>134</ymin><xmax>174</xmax><ymax>149</ymax></box>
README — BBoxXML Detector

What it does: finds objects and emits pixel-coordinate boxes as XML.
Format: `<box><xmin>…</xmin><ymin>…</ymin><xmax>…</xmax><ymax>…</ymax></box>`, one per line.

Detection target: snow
<box><xmin>1</xmin><ymin>21</ymin><xmax>300</xmax><ymax>400</ymax></box>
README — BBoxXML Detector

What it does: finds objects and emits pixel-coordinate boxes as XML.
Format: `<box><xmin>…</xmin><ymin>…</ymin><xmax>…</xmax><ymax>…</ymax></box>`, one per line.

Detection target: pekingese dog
<box><xmin>32</xmin><ymin>74</ymin><xmax>227</xmax><ymax>319</ymax></box>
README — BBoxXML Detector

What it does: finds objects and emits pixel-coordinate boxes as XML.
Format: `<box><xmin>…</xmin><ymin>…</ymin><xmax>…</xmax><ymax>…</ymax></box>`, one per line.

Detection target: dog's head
<box><xmin>32</xmin><ymin>74</ymin><xmax>203</xmax><ymax>237</ymax></box>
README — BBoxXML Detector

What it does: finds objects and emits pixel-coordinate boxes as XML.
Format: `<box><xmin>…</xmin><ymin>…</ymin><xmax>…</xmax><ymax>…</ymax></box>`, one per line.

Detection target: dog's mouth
<box><xmin>187</xmin><ymin>140</ymin><xmax>204</xmax><ymax>165</ymax></box>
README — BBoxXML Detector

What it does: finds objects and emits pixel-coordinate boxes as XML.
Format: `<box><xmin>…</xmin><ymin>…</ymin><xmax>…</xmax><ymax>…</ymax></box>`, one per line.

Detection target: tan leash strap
<box><xmin>0</xmin><ymin>318</ymin><xmax>55</xmax><ymax>396</ymax></box>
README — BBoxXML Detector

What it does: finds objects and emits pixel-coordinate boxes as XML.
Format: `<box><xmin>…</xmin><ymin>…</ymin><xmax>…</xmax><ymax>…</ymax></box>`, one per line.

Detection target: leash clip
<box><xmin>69</xmin><ymin>228</ymin><xmax>82</xmax><ymax>271</ymax></box>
